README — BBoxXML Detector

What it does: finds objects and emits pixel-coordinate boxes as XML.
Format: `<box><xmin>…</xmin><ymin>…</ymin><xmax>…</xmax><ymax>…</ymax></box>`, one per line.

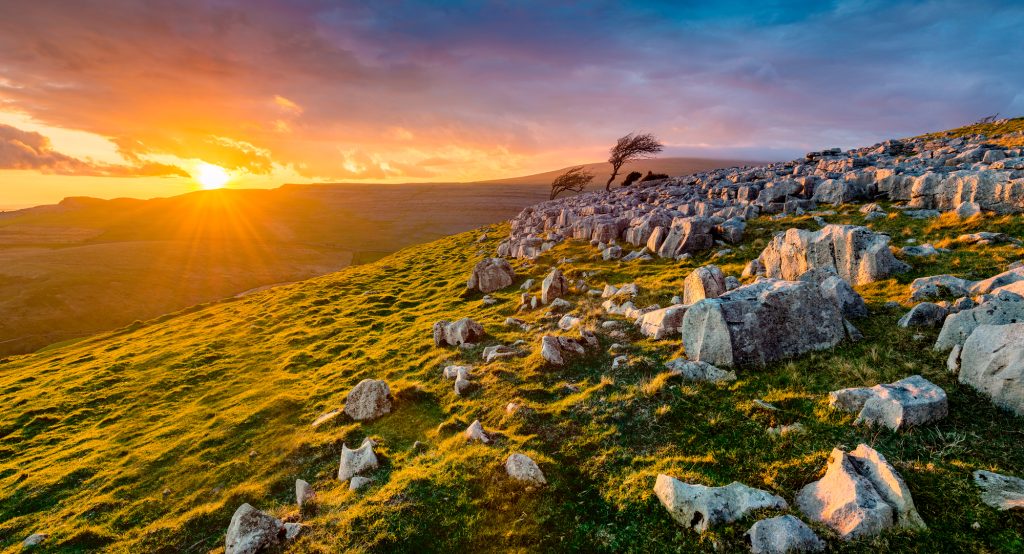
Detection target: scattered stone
<box><xmin>665</xmin><ymin>358</ymin><xmax>737</xmax><ymax>382</ymax></box>
<box><xmin>901</xmin><ymin>243</ymin><xmax>941</xmax><ymax>257</ymax></box>
<box><xmin>744</xmin><ymin>515</ymin><xmax>825</xmax><ymax>554</ymax></box>
<box><xmin>538</xmin><ymin>333</ymin><xmax>594</xmax><ymax>366</ymax></box>
<box><xmin>973</xmin><ymin>470</ymin><xmax>1024</xmax><ymax>511</ymax></box>
<box><xmin>897</xmin><ymin>302</ymin><xmax>949</xmax><ymax>328</ymax></box>
<box><xmin>349</xmin><ymin>476</ymin><xmax>373</xmax><ymax>491</ymax></box>
<box><xmin>935</xmin><ymin>291</ymin><xmax>1024</xmax><ymax>351</ymax></box>
<box><xmin>959</xmin><ymin>323</ymin><xmax>1024</xmax><ymax>415</ymax></box>
<box><xmin>947</xmin><ymin>343</ymin><xmax>961</xmax><ymax>373</ymax></box>
<box><xmin>653</xmin><ymin>475</ymin><xmax>788</xmax><ymax>532</ymax></box>
<box><xmin>295</xmin><ymin>479</ymin><xmax>314</xmax><ymax>509</ymax></box>
<box><xmin>549</xmin><ymin>298</ymin><xmax>573</xmax><ymax>313</ymax></box>
<box><xmin>682</xmin><ymin>279</ymin><xmax>848</xmax><ymax>367</ymax></box>
<box><xmin>284</xmin><ymin>523</ymin><xmax>304</xmax><ymax>541</ymax></box>
<box><xmin>637</xmin><ymin>304</ymin><xmax>689</xmax><ymax>339</ymax></box>
<box><xmin>611</xmin><ymin>355</ymin><xmax>629</xmax><ymax>369</ymax></box>
<box><xmin>505</xmin><ymin>453</ymin><xmax>546</xmax><ymax>485</ymax></box>
<box><xmin>466</xmin><ymin>257</ymin><xmax>515</xmax><ymax>293</ymax></box>
<box><xmin>454</xmin><ymin>375</ymin><xmax>474</xmax><ymax>396</ymax></box>
<box><xmin>797</xmin><ymin>444</ymin><xmax>925</xmax><ymax>539</ymax></box>
<box><xmin>344</xmin><ymin>379</ymin><xmax>392</xmax><ymax>421</ymax></box>
<box><xmin>225</xmin><ymin>503</ymin><xmax>286</xmax><ymax>554</ymax></box>
<box><xmin>22</xmin><ymin>534</ymin><xmax>47</xmax><ymax>548</ymax></box>
<box><xmin>955</xmin><ymin>201</ymin><xmax>982</xmax><ymax>218</ymax></box>
<box><xmin>683</xmin><ymin>264</ymin><xmax>727</xmax><ymax>304</ymax></box>
<box><xmin>541</xmin><ymin>268</ymin><xmax>568</xmax><ymax>304</ymax></box>
<box><xmin>759</xmin><ymin>224</ymin><xmax>908</xmax><ymax>286</ymax></box>
<box><xmin>483</xmin><ymin>345</ymin><xmax>519</xmax><ymax>362</ymax></box>
<box><xmin>310</xmin><ymin>409</ymin><xmax>340</xmax><ymax>428</ymax></box>
<box><xmin>753</xmin><ymin>399</ymin><xmax>779</xmax><ymax>411</ymax></box>
<box><xmin>520</xmin><ymin>278</ymin><xmax>535</xmax><ymax>290</ymax></box>
<box><xmin>465</xmin><ymin>420</ymin><xmax>490</xmax><ymax>443</ymax></box>
<box><xmin>481</xmin><ymin>294</ymin><xmax>497</xmax><ymax>306</ymax></box>
<box><xmin>557</xmin><ymin>314</ymin><xmax>581</xmax><ymax>330</ymax></box>
<box><xmin>829</xmin><ymin>375</ymin><xmax>947</xmax><ymax>430</ymax></box>
<box><xmin>338</xmin><ymin>438</ymin><xmax>378</xmax><ymax>481</ymax></box>
<box><xmin>910</xmin><ymin>274</ymin><xmax>974</xmax><ymax>301</ymax></box>
<box><xmin>433</xmin><ymin>318</ymin><xmax>485</xmax><ymax>347</ymax></box>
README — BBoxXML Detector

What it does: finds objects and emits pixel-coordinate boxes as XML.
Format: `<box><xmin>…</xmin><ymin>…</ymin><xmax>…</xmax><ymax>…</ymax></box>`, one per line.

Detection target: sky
<box><xmin>1</xmin><ymin>0</ymin><xmax>1023</xmax><ymax>208</ymax></box>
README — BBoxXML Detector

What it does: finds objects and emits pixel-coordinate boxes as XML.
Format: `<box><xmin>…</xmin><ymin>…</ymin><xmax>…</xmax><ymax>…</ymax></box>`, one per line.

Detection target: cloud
<box><xmin>0</xmin><ymin>124</ymin><xmax>187</xmax><ymax>177</ymax></box>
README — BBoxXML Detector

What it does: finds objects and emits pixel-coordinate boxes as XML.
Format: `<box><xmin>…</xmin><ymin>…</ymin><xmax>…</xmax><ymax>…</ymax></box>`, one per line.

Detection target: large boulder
<box><xmin>910</xmin><ymin>274</ymin><xmax>974</xmax><ymax>301</ymax></box>
<box><xmin>505</xmin><ymin>453</ymin><xmax>546</xmax><ymax>485</ymax></box>
<box><xmin>759</xmin><ymin>225</ymin><xmax>907</xmax><ymax>286</ymax></box>
<box><xmin>655</xmin><ymin>217</ymin><xmax>715</xmax><ymax>258</ymax></box>
<box><xmin>682</xmin><ymin>279</ymin><xmax>848</xmax><ymax>367</ymax></box>
<box><xmin>665</xmin><ymin>358</ymin><xmax>737</xmax><ymax>383</ymax></box>
<box><xmin>797</xmin><ymin>444</ymin><xmax>925</xmax><ymax>540</ymax></box>
<box><xmin>959</xmin><ymin>323</ymin><xmax>1024</xmax><ymax>415</ymax></box>
<box><xmin>683</xmin><ymin>265</ymin><xmax>727</xmax><ymax>305</ymax></box>
<box><xmin>744</xmin><ymin>515</ymin><xmax>825</xmax><ymax>554</ymax></box>
<box><xmin>466</xmin><ymin>257</ymin><xmax>515</xmax><ymax>293</ymax></box>
<box><xmin>897</xmin><ymin>302</ymin><xmax>949</xmax><ymax>328</ymax></box>
<box><xmin>637</xmin><ymin>304</ymin><xmax>689</xmax><ymax>340</ymax></box>
<box><xmin>541</xmin><ymin>268</ymin><xmax>568</xmax><ymax>304</ymax></box>
<box><xmin>653</xmin><ymin>475</ymin><xmax>787</xmax><ymax>533</ymax></box>
<box><xmin>225</xmin><ymin>504</ymin><xmax>286</xmax><ymax>554</ymax></box>
<box><xmin>819</xmin><ymin>275</ymin><xmax>869</xmax><ymax>318</ymax></box>
<box><xmin>935</xmin><ymin>291</ymin><xmax>1024</xmax><ymax>351</ymax></box>
<box><xmin>344</xmin><ymin>379</ymin><xmax>392</xmax><ymax>421</ymax></box>
<box><xmin>338</xmin><ymin>438</ymin><xmax>378</xmax><ymax>481</ymax></box>
<box><xmin>973</xmin><ymin>470</ymin><xmax>1024</xmax><ymax>511</ymax></box>
<box><xmin>829</xmin><ymin>375</ymin><xmax>948</xmax><ymax>430</ymax></box>
<box><xmin>433</xmin><ymin>318</ymin><xmax>485</xmax><ymax>347</ymax></box>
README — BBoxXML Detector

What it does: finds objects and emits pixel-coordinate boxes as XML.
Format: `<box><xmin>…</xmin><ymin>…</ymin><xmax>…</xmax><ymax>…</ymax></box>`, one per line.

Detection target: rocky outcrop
<box><xmin>744</xmin><ymin>515</ymin><xmax>825</xmax><ymax>554</ymax></box>
<box><xmin>959</xmin><ymin>323</ymin><xmax>1024</xmax><ymax>415</ymax></box>
<box><xmin>683</xmin><ymin>264</ymin><xmax>726</xmax><ymax>305</ymax></box>
<box><xmin>758</xmin><ymin>225</ymin><xmax>908</xmax><ymax>286</ymax></box>
<box><xmin>466</xmin><ymin>257</ymin><xmax>515</xmax><ymax>293</ymax></box>
<box><xmin>344</xmin><ymin>379</ymin><xmax>392</xmax><ymax>421</ymax></box>
<box><xmin>973</xmin><ymin>470</ymin><xmax>1024</xmax><ymax>511</ymax></box>
<box><xmin>797</xmin><ymin>444</ymin><xmax>924</xmax><ymax>539</ymax></box>
<box><xmin>541</xmin><ymin>268</ymin><xmax>568</xmax><ymax>304</ymax></box>
<box><xmin>433</xmin><ymin>318</ymin><xmax>485</xmax><ymax>347</ymax></box>
<box><xmin>829</xmin><ymin>375</ymin><xmax>948</xmax><ymax>430</ymax></box>
<box><xmin>539</xmin><ymin>331</ymin><xmax>598</xmax><ymax>366</ymax></box>
<box><xmin>225</xmin><ymin>504</ymin><xmax>286</xmax><ymax>554</ymax></box>
<box><xmin>681</xmin><ymin>279</ymin><xmax>848</xmax><ymax>367</ymax></box>
<box><xmin>935</xmin><ymin>291</ymin><xmax>1024</xmax><ymax>351</ymax></box>
<box><xmin>653</xmin><ymin>475</ymin><xmax>787</xmax><ymax>533</ymax></box>
<box><xmin>637</xmin><ymin>304</ymin><xmax>689</xmax><ymax>339</ymax></box>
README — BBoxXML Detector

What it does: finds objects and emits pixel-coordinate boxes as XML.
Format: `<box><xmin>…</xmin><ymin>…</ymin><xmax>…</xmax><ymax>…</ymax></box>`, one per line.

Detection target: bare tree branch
<box><xmin>549</xmin><ymin>166</ymin><xmax>594</xmax><ymax>200</ymax></box>
<box><xmin>605</xmin><ymin>132</ymin><xmax>664</xmax><ymax>191</ymax></box>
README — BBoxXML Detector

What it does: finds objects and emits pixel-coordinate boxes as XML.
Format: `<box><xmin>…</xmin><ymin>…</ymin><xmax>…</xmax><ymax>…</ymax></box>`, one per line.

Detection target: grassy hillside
<box><xmin>482</xmin><ymin>157</ymin><xmax>765</xmax><ymax>187</ymax></box>
<box><xmin>2</xmin><ymin>206</ymin><xmax>1023</xmax><ymax>553</ymax></box>
<box><xmin>916</xmin><ymin>116</ymin><xmax>1024</xmax><ymax>148</ymax></box>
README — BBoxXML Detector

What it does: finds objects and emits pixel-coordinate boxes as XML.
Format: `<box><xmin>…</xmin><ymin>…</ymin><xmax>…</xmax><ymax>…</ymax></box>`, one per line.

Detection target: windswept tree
<box><xmin>549</xmin><ymin>166</ymin><xmax>594</xmax><ymax>200</ymax></box>
<box><xmin>605</xmin><ymin>132</ymin><xmax>664</xmax><ymax>191</ymax></box>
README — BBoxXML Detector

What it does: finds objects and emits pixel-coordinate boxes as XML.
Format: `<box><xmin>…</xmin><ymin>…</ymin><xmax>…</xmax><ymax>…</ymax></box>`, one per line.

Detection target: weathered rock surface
<box><xmin>465</xmin><ymin>419</ymin><xmax>490</xmax><ymax>443</ymax></box>
<box><xmin>683</xmin><ymin>264</ymin><xmax>727</xmax><ymax>305</ymax></box>
<box><xmin>830</xmin><ymin>375</ymin><xmax>948</xmax><ymax>430</ymax></box>
<box><xmin>295</xmin><ymin>479</ymin><xmax>314</xmax><ymax>508</ymax></box>
<box><xmin>637</xmin><ymin>304</ymin><xmax>689</xmax><ymax>339</ymax></box>
<box><xmin>744</xmin><ymin>515</ymin><xmax>825</xmax><ymax>554</ymax></box>
<box><xmin>466</xmin><ymin>257</ymin><xmax>515</xmax><ymax>293</ymax></box>
<box><xmin>819</xmin><ymin>275</ymin><xmax>869</xmax><ymax>318</ymax></box>
<box><xmin>759</xmin><ymin>225</ymin><xmax>907</xmax><ymax>286</ymax></box>
<box><xmin>433</xmin><ymin>318</ymin><xmax>485</xmax><ymax>347</ymax></box>
<box><xmin>935</xmin><ymin>291</ymin><xmax>1024</xmax><ymax>351</ymax></box>
<box><xmin>682</xmin><ymin>279</ymin><xmax>848</xmax><ymax>367</ymax></box>
<box><xmin>959</xmin><ymin>323</ymin><xmax>1024</xmax><ymax>415</ymax></box>
<box><xmin>796</xmin><ymin>444</ymin><xmax>924</xmax><ymax>539</ymax></box>
<box><xmin>973</xmin><ymin>470</ymin><xmax>1024</xmax><ymax>511</ymax></box>
<box><xmin>541</xmin><ymin>268</ymin><xmax>568</xmax><ymax>304</ymax></box>
<box><xmin>506</xmin><ymin>453</ymin><xmax>546</xmax><ymax>485</ymax></box>
<box><xmin>653</xmin><ymin>475</ymin><xmax>788</xmax><ymax>532</ymax></box>
<box><xmin>344</xmin><ymin>379</ymin><xmax>392</xmax><ymax>421</ymax></box>
<box><xmin>539</xmin><ymin>331</ymin><xmax>597</xmax><ymax>366</ymax></box>
<box><xmin>338</xmin><ymin>439</ymin><xmax>378</xmax><ymax>482</ymax></box>
<box><xmin>665</xmin><ymin>358</ymin><xmax>737</xmax><ymax>382</ymax></box>
<box><xmin>349</xmin><ymin>476</ymin><xmax>373</xmax><ymax>491</ymax></box>
<box><xmin>22</xmin><ymin>534</ymin><xmax>47</xmax><ymax>548</ymax></box>
<box><xmin>898</xmin><ymin>302</ymin><xmax>949</xmax><ymax>328</ymax></box>
<box><xmin>225</xmin><ymin>503</ymin><xmax>286</xmax><ymax>554</ymax></box>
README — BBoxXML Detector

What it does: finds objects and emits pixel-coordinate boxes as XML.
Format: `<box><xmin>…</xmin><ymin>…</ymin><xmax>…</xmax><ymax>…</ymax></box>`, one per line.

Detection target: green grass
<box><xmin>915</xmin><ymin>116</ymin><xmax>1024</xmax><ymax>148</ymax></box>
<box><xmin>1</xmin><ymin>209</ymin><xmax>1023</xmax><ymax>553</ymax></box>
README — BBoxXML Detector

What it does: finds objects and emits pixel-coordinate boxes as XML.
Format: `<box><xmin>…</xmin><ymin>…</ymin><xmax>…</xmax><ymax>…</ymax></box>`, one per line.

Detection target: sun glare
<box><xmin>195</xmin><ymin>163</ymin><xmax>230</xmax><ymax>190</ymax></box>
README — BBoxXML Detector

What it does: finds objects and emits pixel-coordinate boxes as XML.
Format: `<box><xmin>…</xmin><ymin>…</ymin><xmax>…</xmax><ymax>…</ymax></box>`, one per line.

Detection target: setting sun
<box><xmin>195</xmin><ymin>163</ymin><xmax>230</xmax><ymax>190</ymax></box>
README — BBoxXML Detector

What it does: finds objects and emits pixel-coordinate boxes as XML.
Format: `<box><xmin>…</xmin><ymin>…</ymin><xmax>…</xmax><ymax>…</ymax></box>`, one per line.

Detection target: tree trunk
<box><xmin>605</xmin><ymin>165</ymin><xmax>620</xmax><ymax>191</ymax></box>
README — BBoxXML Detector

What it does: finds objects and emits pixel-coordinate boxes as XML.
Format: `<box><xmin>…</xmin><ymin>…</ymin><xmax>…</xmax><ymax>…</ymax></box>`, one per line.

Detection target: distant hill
<box><xmin>483</xmin><ymin>156</ymin><xmax>764</xmax><ymax>187</ymax></box>
<box><xmin>0</xmin><ymin>157</ymin><xmax>752</xmax><ymax>355</ymax></box>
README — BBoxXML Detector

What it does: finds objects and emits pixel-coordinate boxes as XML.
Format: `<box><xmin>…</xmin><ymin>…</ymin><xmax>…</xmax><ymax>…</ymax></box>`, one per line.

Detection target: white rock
<box><xmin>344</xmin><ymin>379</ymin><xmax>392</xmax><ymax>421</ymax></box>
<box><xmin>973</xmin><ymin>470</ymin><xmax>1024</xmax><ymax>511</ymax></box>
<box><xmin>295</xmin><ymin>479</ymin><xmax>314</xmax><ymax>508</ymax></box>
<box><xmin>467</xmin><ymin>257</ymin><xmax>515</xmax><ymax>293</ymax></box>
<box><xmin>22</xmin><ymin>534</ymin><xmax>47</xmax><ymax>548</ymax></box>
<box><xmin>683</xmin><ymin>264</ymin><xmax>727</xmax><ymax>304</ymax></box>
<box><xmin>465</xmin><ymin>419</ymin><xmax>490</xmax><ymax>443</ymax></box>
<box><xmin>557</xmin><ymin>314</ymin><xmax>581</xmax><ymax>330</ymax></box>
<box><xmin>665</xmin><ymin>358</ymin><xmax>737</xmax><ymax>382</ymax></box>
<box><xmin>541</xmin><ymin>268</ymin><xmax>568</xmax><ymax>304</ymax></box>
<box><xmin>959</xmin><ymin>323</ymin><xmax>1024</xmax><ymax>415</ymax></box>
<box><xmin>636</xmin><ymin>304</ymin><xmax>689</xmax><ymax>339</ymax></box>
<box><xmin>225</xmin><ymin>503</ymin><xmax>285</xmax><ymax>554</ymax></box>
<box><xmin>654</xmin><ymin>475</ymin><xmax>787</xmax><ymax>532</ymax></box>
<box><xmin>338</xmin><ymin>439</ymin><xmax>378</xmax><ymax>481</ymax></box>
<box><xmin>835</xmin><ymin>375</ymin><xmax>948</xmax><ymax>431</ymax></box>
<box><xmin>505</xmin><ymin>453</ymin><xmax>546</xmax><ymax>485</ymax></box>
<box><xmin>433</xmin><ymin>318</ymin><xmax>486</xmax><ymax>347</ymax></box>
<box><xmin>935</xmin><ymin>291</ymin><xmax>1024</xmax><ymax>351</ymax></box>
<box><xmin>744</xmin><ymin>515</ymin><xmax>825</xmax><ymax>554</ymax></box>
<box><xmin>443</xmin><ymin>365</ymin><xmax>472</xmax><ymax>380</ymax></box>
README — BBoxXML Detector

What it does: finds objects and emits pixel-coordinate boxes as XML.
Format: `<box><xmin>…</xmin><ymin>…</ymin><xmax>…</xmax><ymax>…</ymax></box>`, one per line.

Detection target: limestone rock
<box><xmin>910</xmin><ymin>274</ymin><xmax>974</xmax><ymax>301</ymax></box>
<box><xmin>433</xmin><ymin>318</ymin><xmax>485</xmax><ymax>347</ymax></box>
<box><xmin>506</xmin><ymin>453</ymin><xmax>546</xmax><ymax>485</ymax></box>
<box><xmin>467</xmin><ymin>257</ymin><xmax>515</xmax><ymax>293</ymax></box>
<box><xmin>349</xmin><ymin>476</ymin><xmax>373</xmax><ymax>491</ymax></box>
<box><xmin>973</xmin><ymin>470</ymin><xmax>1024</xmax><ymax>511</ymax></box>
<box><xmin>820</xmin><ymin>275</ymin><xmax>869</xmax><ymax>318</ymax></box>
<box><xmin>225</xmin><ymin>503</ymin><xmax>286</xmax><ymax>554</ymax></box>
<box><xmin>443</xmin><ymin>365</ymin><xmax>472</xmax><ymax>380</ymax></box>
<box><xmin>665</xmin><ymin>358</ymin><xmax>737</xmax><ymax>382</ymax></box>
<box><xmin>796</xmin><ymin>444</ymin><xmax>924</xmax><ymax>539</ymax></box>
<box><xmin>682</xmin><ymin>279</ymin><xmax>847</xmax><ymax>367</ymax></box>
<box><xmin>22</xmin><ymin>534</ymin><xmax>47</xmax><ymax>548</ymax></box>
<box><xmin>683</xmin><ymin>265</ymin><xmax>727</xmax><ymax>305</ymax></box>
<box><xmin>759</xmin><ymin>224</ymin><xmax>907</xmax><ymax>286</ymax></box>
<box><xmin>653</xmin><ymin>475</ymin><xmax>787</xmax><ymax>532</ymax></box>
<box><xmin>295</xmin><ymin>479</ymin><xmax>314</xmax><ymax>509</ymax></box>
<box><xmin>538</xmin><ymin>333</ymin><xmax>593</xmax><ymax>366</ymax></box>
<box><xmin>935</xmin><ymin>291</ymin><xmax>1024</xmax><ymax>351</ymax></box>
<box><xmin>959</xmin><ymin>323</ymin><xmax>1024</xmax><ymax>415</ymax></box>
<box><xmin>465</xmin><ymin>419</ymin><xmax>490</xmax><ymax>443</ymax></box>
<box><xmin>284</xmin><ymin>522</ymin><xmax>304</xmax><ymax>540</ymax></box>
<box><xmin>344</xmin><ymin>379</ymin><xmax>392</xmax><ymax>421</ymax></box>
<box><xmin>744</xmin><ymin>515</ymin><xmax>825</xmax><ymax>554</ymax></box>
<box><xmin>637</xmin><ymin>304</ymin><xmax>689</xmax><ymax>340</ymax></box>
<box><xmin>898</xmin><ymin>302</ymin><xmax>949</xmax><ymax>328</ymax></box>
<box><xmin>454</xmin><ymin>375</ymin><xmax>474</xmax><ymax>396</ymax></box>
<box><xmin>483</xmin><ymin>345</ymin><xmax>519</xmax><ymax>362</ymax></box>
<box><xmin>338</xmin><ymin>438</ymin><xmax>378</xmax><ymax>481</ymax></box>
<box><xmin>541</xmin><ymin>268</ymin><xmax>568</xmax><ymax>304</ymax></box>
<box><xmin>830</xmin><ymin>375</ymin><xmax>947</xmax><ymax>431</ymax></box>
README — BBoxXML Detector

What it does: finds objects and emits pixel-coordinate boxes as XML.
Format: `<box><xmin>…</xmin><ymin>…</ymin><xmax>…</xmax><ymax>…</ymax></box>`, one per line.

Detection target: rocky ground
<box><xmin>3</xmin><ymin>119</ymin><xmax>1024</xmax><ymax>553</ymax></box>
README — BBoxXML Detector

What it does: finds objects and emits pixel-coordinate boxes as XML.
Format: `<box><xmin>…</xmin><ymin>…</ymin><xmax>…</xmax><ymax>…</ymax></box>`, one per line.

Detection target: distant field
<box><xmin>0</xmin><ymin>158</ymin><xmax>759</xmax><ymax>355</ymax></box>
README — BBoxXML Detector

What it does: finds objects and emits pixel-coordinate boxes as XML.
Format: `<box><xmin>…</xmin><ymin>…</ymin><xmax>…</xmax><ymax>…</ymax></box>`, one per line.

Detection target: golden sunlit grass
<box><xmin>1</xmin><ymin>209</ymin><xmax>1023</xmax><ymax>552</ymax></box>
